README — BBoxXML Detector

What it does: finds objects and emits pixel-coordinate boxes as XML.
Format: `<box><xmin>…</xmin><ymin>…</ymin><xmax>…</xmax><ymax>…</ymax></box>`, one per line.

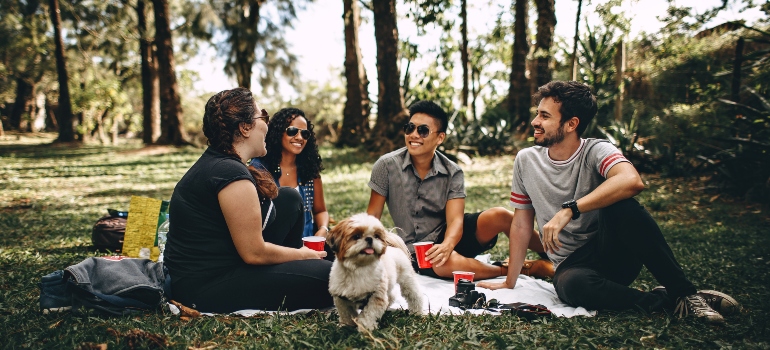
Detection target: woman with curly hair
<box><xmin>164</xmin><ymin>88</ymin><xmax>333</xmax><ymax>312</ymax></box>
<box><xmin>251</xmin><ymin>107</ymin><xmax>330</xmax><ymax>238</ymax></box>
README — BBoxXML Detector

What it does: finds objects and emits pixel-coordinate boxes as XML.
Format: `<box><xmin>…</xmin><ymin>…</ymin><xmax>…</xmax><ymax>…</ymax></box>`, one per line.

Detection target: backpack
<box><xmin>39</xmin><ymin>256</ymin><xmax>170</xmax><ymax>316</ymax></box>
<box><xmin>92</xmin><ymin>209</ymin><xmax>128</xmax><ymax>252</ymax></box>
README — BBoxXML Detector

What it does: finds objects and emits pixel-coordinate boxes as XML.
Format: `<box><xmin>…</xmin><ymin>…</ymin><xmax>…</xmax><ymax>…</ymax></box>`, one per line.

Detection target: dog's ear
<box><xmin>327</xmin><ymin>220</ymin><xmax>345</xmax><ymax>254</ymax></box>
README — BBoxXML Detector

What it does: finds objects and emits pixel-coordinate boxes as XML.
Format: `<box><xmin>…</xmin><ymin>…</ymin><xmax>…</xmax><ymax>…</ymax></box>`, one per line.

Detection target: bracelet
<box><xmin>320</xmin><ymin>226</ymin><xmax>329</xmax><ymax>233</ymax></box>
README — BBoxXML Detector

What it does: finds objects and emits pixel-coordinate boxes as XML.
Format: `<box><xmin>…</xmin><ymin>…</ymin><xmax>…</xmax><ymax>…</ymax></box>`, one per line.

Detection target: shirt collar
<box><xmin>399</xmin><ymin>149</ymin><xmax>449</xmax><ymax>177</ymax></box>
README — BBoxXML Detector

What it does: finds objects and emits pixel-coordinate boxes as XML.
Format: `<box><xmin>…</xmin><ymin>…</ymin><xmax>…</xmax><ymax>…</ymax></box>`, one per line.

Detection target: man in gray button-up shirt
<box><xmin>367</xmin><ymin>101</ymin><xmax>548</xmax><ymax>280</ymax></box>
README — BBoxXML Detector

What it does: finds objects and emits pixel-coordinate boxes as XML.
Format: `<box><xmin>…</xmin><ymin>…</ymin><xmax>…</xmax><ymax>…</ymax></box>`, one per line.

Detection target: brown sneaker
<box><xmin>674</xmin><ymin>294</ymin><xmax>725</xmax><ymax>324</ymax></box>
<box><xmin>652</xmin><ymin>287</ymin><xmax>740</xmax><ymax>316</ymax></box>
<box><xmin>520</xmin><ymin>259</ymin><xmax>554</xmax><ymax>279</ymax></box>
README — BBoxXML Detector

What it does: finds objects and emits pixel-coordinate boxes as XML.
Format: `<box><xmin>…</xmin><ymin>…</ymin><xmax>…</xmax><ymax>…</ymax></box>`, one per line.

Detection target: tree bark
<box><xmin>226</xmin><ymin>0</ymin><xmax>262</xmax><ymax>89</ymax></box>
<box><xmin>534</xmin><ymin>0</ymin><xmax>556</xmax><ymax>89</ymax></box>
<box><xmin>339</xmin><ymin>0</ymin><xmax>371</xmax><ymax>147</ymax></box>
<box><xmin>571</xmin><ymin>0</ymin><xmax>583</xmax><ymax>81</ymax></box>
<box><xmin>9</xmin><ymin>78</ymin><xmax>33</xmax><ymax>130</ymax></box>
<box><xmin>368</xmin><ymin>0</ymin><xmax>408</xmax><ymax>151</ymax></box>
<box><xmin>460</xmin><ymin>0</ymin><xmax>469</xmax><ymax>113</ymax></box>
<box><xmin>614</xmin><ymin>39</ymin><xmax>625</xmax><ymax>121</ymax></box>
<box><xmin>49</xmin><ymin>0</ymin><xmax>76</xmax><ymax>142</ymax></box>
<box><xmin>508</xmin><ymin>0</ymin><xmax>530</xmax><ymax>132</ymax></box>
<box><xmin>732</xmin><ymin>37</ymin><xmax>744</xmax><ymax>103</ymax></box>
<box><xmin>137</xmin><ymin>0</ymin><xmax>161</xmax><ymax>144</ymax></box>
<box><xmin>152</xmin><ymin>0</ymin><xmax>189</xmax><ymax>145</ymax></box>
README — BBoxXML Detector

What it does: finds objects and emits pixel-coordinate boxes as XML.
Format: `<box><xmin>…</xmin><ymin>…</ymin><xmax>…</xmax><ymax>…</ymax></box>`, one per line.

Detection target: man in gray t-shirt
<box><xmin>478</xmin><ymin>81</ymin><xmax>737</xmax><ymax>325</ymax></box>
<box><xmin>367</xmin><ymin>101</ymin><xmax>551</xmax><ymax>280</ymax></box>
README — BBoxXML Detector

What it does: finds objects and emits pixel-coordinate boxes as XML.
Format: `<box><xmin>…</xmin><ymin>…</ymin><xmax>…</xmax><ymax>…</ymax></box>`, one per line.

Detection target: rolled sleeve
<box><xmin>368</xmin><ymin>158</ymin><xmax>390</xmax><ymax>197</ymax></box>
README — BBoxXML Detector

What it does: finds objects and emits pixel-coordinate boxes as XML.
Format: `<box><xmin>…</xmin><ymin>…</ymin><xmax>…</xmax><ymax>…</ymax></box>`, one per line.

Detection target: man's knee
<box><xmin>554</xmin><ymin>268</ymin><xmax>603</xmax><ymax>308</ymax></box>
<box><xmin>478</xmin><ymin>207</ymin><xmax>513</xmax><ymax>231</ymax></box>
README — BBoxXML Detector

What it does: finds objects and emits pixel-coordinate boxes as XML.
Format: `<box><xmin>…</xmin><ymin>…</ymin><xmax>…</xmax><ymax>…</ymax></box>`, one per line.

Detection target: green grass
<box><xmin>1</xmin><ymin>132</ymin><xmax>769</xmax><ymax>349</ymax></box>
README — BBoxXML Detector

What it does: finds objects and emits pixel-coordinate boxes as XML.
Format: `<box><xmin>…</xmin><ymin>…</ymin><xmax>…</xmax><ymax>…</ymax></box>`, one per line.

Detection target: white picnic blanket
<box><xmin>388</xmin><ymin>273</ymin><xmax>595</xmax><ymax>317</ymax></box>
<box><xmin>169</xmin><ymin>269</ymin><xmax>595</xmax><ymax>318</ymax></box>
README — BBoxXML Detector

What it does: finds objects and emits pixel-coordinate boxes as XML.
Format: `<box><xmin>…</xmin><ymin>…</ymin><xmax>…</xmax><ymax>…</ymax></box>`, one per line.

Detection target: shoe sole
<box><xmin>698</xmin><ymin>290</ymin><xmax>740</xmax><ymax>316</ymax></box>
<box><xmin>42</xmin><ymin>306</ymin><xmax>72</xmax><ymax>314</ymax></box>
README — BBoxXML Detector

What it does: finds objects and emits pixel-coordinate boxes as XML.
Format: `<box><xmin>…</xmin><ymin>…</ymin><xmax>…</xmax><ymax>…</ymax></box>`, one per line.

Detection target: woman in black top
<box><xmin>164</xmin><ymin>88</ymin><xmax>333</xmax><ymax>312</ymax></box>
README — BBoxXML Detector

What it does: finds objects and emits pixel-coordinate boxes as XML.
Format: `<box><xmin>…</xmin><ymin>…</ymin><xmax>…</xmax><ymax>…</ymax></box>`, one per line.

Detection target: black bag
<box><xmin>92</xmin><ymin>209</ymin><xmax>128</xmax><ymax>252</ymax></box>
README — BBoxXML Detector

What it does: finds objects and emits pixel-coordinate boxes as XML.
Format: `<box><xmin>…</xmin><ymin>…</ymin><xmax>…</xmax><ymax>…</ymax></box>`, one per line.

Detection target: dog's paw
<box><xmin>355</xmin><ymin>318</ymin><xmax>378</xmax><ymax>332</ymax></box>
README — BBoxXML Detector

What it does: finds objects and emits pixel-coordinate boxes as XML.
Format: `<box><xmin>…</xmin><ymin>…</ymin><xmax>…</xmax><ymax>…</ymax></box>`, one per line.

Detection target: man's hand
<box><xmin>425</xmin><ymin>243</ymin><xmax>454</xmax><ymax>267</ymax></box>
<box><xmin>477</xmin><ymin>280</ymin><xmax>514</xmax><ymax>290</ymax></box>
<box><xmin>541</xmin><ymin>208</ymin><xmax>571</xmax><ymax>253</ymax></box>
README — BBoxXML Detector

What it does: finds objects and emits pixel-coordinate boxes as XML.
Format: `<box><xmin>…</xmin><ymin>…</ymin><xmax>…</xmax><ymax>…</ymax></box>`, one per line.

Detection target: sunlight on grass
<box><xmin>1</xmin><ymin>135</ymin><xmax>769</xmax><ymax>348</ymax></box>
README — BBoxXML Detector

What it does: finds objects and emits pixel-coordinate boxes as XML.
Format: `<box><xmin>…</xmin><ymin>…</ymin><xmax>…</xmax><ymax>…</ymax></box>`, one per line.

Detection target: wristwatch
<box><xmin>562</xmin><ymin>200</ymin><xmax>581</xmax><ymax>220</ymax></box>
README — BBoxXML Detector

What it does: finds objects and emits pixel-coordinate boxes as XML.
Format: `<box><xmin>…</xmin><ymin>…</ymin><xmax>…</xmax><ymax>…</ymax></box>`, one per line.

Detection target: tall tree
<box><xmin>49</xmin><ymin>0</ymin><xmax>76</xmax><ymax>142</ymax></box>
<box><xmin>152</xmin><ymin>0</ymin><xmax>188</xmax><ymax>145</ymax></box>
<box><xmin>534</xmin><ymin>0</ymin><xmax>556</xmax><ymax>89</ymax></box>
<box><xmin>507</xmin><ymin>0</ymin><xmax>530</xmax><ymax>132</ymax></box>
<box><xmin>571</xmin><ymin>0</ymin><xmax>583</xmax><ymax>81</ymax></box>
<box><xmin>369</xmin><ymin>0</ymin><xmax>408</xmax><ymax>151</ymax></box>
<box><xmin>212</xmin><ymin>0</ymin><xmax>300</xmax><ymax>91</ymax></box>
<box><xmin>338</xmin><ymin>0</ymin><xmax>370</xmax><ymax>147</ymax></box>
<box><xmin>136</xmin><ymin>0</ymin><xmax>160</xmax><ymax>144</ymax></box>
<box><xmin>222</xmin><ymin>0</ymin><xmax>262</xmax><ymax>89</ymax></box>
<box><xmin>460</xmin><ymin>0</ymin><xmax>469</xmax><ymax>113</ymax></box>
<box><xmin>3</xmin><ymin>0</ymin><xmax>52</xmax><ymax>133</ymax></box>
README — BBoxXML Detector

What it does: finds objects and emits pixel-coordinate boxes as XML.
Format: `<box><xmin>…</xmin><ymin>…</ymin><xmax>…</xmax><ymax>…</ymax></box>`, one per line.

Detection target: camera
<box><xmin>448</xmin><ymin>279</ymin><xmax>486</xmax><ymax>309</ymax></box>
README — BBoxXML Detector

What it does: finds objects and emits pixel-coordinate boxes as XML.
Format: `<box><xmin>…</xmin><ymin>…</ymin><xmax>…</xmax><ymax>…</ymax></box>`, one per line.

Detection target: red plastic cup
<box><xmin>302</xmin><ymin>236</ymin><xmax>326</xmax><ymax>251</ymax></box>
<box><xmin>453</xmin><ymin>271</ymin><xmax>475</xmax><ymax>293</ymax></box>
<box><xmin>413</xmin><ymin>241</ymin><xmax>433</xmax><ymax>269</ymax></box>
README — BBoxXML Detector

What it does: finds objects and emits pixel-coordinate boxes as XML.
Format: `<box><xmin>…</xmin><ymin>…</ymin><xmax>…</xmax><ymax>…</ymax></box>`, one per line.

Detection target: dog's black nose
<box><xmin>365</xmin><ymin>237</ymin><xmax>373</xmax><ymax>245</ymax></box>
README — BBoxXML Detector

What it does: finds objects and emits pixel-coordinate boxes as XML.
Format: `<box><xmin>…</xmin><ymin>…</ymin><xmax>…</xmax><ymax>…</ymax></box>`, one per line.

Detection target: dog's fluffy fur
<box><xmin>327</xmin><ymin>213</ymin><xmax>424</xmax><ymax>332</ymax></box>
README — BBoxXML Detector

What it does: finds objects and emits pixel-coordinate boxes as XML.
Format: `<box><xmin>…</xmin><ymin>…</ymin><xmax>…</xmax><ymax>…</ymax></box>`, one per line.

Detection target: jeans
<box><xmin>553</xmin><ymin>198</ymin><xmax>697</xmax><ymax>312</ymax></box>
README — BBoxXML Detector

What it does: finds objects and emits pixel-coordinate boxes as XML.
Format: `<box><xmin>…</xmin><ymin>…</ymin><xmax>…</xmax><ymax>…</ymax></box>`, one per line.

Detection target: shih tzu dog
<box><xmin>327</xmin><ymin>213</ymin><xmax>424</xmax><ymax>332</ymax></box>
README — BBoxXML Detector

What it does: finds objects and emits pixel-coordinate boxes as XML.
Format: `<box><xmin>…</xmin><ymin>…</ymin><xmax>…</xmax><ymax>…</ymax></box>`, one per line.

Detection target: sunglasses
<box><xmin>403</xmin><ymin>122</ymin><xmax>435</xmax><ymax>138</ymax></box>
<box><xmin>286</xmin><ymin>126</ymin><xmax>311</xmax><ymax>139</ymax></box>
<box><xmin>254</xmin><ymin>109</ymin><xmax>270</xmax><ymax>124</ymax></box>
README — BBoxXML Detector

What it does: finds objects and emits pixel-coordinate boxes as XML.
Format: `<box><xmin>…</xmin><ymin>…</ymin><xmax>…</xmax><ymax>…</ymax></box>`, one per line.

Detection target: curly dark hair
<box><xmin>202</xmin><ymin>87</ymin><xmax>277</xmax><ymax>199</ymax></box>
<box><xmin>533</xmin><ymin>81</ymin><xmax>598</xmax><ymax>136</ymax></box>
<box><xmin>259</xmin><ymin>107</ymin><xmax>324</xmax><ymax>183</ymax></box>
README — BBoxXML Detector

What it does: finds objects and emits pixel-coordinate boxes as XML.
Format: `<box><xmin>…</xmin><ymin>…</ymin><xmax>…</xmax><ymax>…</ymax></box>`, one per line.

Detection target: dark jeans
<box><xmin>172</xmin><ymin>187</ymin><xmax>333</xmax><ymax>312</ymax></box>
<box><xmin>553</xmin><ymin>198</ymin><xmax>697</xmax><ymax>312</ymax></box>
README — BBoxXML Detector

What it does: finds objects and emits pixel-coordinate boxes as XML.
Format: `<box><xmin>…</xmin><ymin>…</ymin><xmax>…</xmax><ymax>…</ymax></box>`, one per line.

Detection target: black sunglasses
<box><xmin>403</xmin><ymin>122</ymin><xmax>435</xmax><ymax>138</ymax></box>
<box><xmin>286</xmin><ymin>126</ymin><xmax>311</xmax><ymax>139</ymax></box>
<box><xmin>255</xmin><ymin>109</ymin><xmax>270</xmax><ymax>124</ymax></box>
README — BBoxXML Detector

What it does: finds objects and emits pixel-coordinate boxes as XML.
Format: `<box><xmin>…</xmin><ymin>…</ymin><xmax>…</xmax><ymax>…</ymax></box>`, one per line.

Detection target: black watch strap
<box><xmin>562</xmin><ymin>200</ymin><xmax>580</xmax><ymax>220</ymax></box>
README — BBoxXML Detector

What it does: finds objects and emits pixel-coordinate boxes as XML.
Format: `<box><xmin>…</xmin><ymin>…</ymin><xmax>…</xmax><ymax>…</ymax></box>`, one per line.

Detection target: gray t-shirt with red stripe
<box><xmin>509</xmin><ymin>138</ymin><xmax>630</xmax><ymax>268</ymax></box>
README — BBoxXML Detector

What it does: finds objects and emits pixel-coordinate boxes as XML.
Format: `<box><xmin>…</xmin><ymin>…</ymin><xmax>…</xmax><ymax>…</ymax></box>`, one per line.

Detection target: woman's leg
<box><xmin>178</xmin><ymin>260</ymin><xmax>333</xmax><ymax>313</ymax></box>
<box><xmin>263</xmin><ymin>187</ymin><xmax>305</xmax><ymax>248</ymax></box>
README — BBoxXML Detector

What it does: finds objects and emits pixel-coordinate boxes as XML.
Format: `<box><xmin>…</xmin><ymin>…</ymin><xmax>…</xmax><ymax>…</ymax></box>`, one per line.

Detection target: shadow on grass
<box><xmin>84</xmin><ymin>188</ymin><xmax>172</xmax><ymax>199</ymax></box>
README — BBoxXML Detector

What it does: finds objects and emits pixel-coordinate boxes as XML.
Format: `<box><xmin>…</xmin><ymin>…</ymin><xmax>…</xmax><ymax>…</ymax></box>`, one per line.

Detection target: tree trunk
<box><xmin>732</xmin><ymin>37</ymin><xmax>744</xmax><ymax>103</ymax></box>
<box><xmin>369</xmin><ymin>0</ymin><xmax>408</xmax><ymax>152</ymax></box>
<box><xmin>570</xmin><ymin>0</ymin><xmax>583</xmax><ymax>81</ymax></box>
<box><xmin>338</xmin><ymin>0</ymin><xmax>371</xmax><ymax>147</ymax></box>
<box><xmin>226</xmin><ymin>0</ymin><xmax>262</xmax><ymax>89</ymax></box>
<box><xmin>137</xmin><ymin>0</ymin><xmax>161</xmax><ymax>144</ymax></box>
<box><xmin>614</xmin><ymin>39</ymin><xmax>625</xmax><ymax>121</ymax></box>
<box><xmin>152</xmin><ymin>0</ymin><xmax>189</xmax><ymax>145</ymax></box>
<box><xmin>460</xmin><ymin>0</ymin><xmax>469</xmax><ymax>113</ymax></box>
<box><xmin>9</xmin><ymin>78</ymin><xmax>33</xmax><ymax>130</ymax></box>
<box><xmin>534</xmin><ymin>0</ymin><xmax>556</xmax><ymax>89</ymax></box>
<box><xmin>508</xmin><ymin>0</ymin><xmax>530</xmax><ymax>132</ymax></box>
<box><xmin>49</xmin><ymin>0</ymin><xmax>76</xmax><ymax>142</ymax></box>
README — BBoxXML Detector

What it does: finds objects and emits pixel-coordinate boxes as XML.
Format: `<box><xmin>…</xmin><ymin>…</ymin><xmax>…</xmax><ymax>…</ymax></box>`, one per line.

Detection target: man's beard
<box><xmin>533</xmin><ymin>125</ymin><xmax>566</xmax><ymax>147</ymax></box>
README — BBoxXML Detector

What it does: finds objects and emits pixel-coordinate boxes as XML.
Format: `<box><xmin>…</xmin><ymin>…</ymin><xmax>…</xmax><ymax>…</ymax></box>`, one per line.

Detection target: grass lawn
<box><xmin>1</xmin><ymin>132</ymin><xmax>769</xmax><ymax>349</ymax></box>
